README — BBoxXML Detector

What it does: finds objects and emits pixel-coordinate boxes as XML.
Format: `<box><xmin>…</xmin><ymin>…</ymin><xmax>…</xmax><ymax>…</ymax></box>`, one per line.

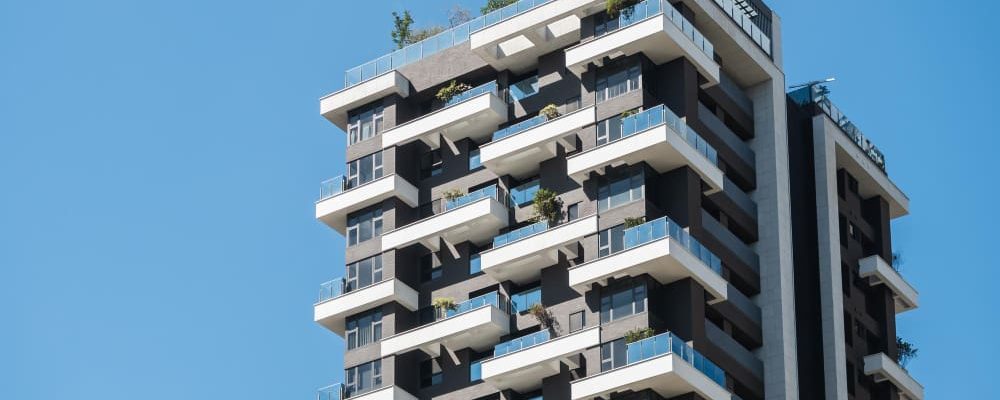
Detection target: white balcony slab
<box><xmin>314</xmin><ymin>279</ymin><xmax>419</xmax><ymax>337</ymax></box>
<box><xmin>566</xmin><ymin>124</ymin><xmax>724</xmax><ymax>194</ymax></box>
<box><xmin>482</xmin><ymin>326</ymin><xmax>600</xmax><ymax>392</ymax></box>
<box><xmin>320</xmin><ymin>71</ymin><xmax>410</xmax><ymax>130</ymax></box>
<box><xmin>818</xmin><ymin>114</ymin><xmax>909</xmax><ymax>218</ymax></box>
<box><xmin>470</xmin><ymin>0</ymin><xmax>601</xmax><ymax>73</ymax></box>
<box><xmin>316</xmin><ymin>175</ymin><xmax>419</xmax><ymax>235</ymax></box>
<box><xmin>565</xmin><ymin>14</ymin><xmax>720</xmax><ymax>87</ymax></box>
<box><xmin>863</xmin><ymin>353</ymin><xmax>924</xmax><ymax>400</ymax></box>
<box><xmin>568</xmin><ymin>237</ymin><xmax>728</xmax><ymax>303</ymax></box>
<box><xmin>481</xmin><ymin>215</ymin><xmax>598</xmax><ymax>284</ymax></box>
<box><xmin>350</xmin><ymin>386</ymin><xmax>419</xmax><ymax>400</ymax></box>
<box><xmin>858</xmin><ymin>255</ymin><xmax>919</xmax><ymax>313</ymax></box>
<box><xmin>571</xmin><ymin>353</ymin><xmax>729</xmax><ymax>400</ymax></box>
<box><xmin>381</xmin><ymin>92</ymin><xmax>508</xmax><ymax>149</ymax></box>
<box><xmin>381</xmin><ymin>197</ymin><xmax>509</xmax><ymax>252</ymax></box>
<box><xmin>380</xmin><ymin>306</ymin><xmax>510</xmax><ymax>357</ymax></box>
<box><xmin>480</xmin><ymin>106</ymin><xmax>595</xmax><ymax>179</ymax></box>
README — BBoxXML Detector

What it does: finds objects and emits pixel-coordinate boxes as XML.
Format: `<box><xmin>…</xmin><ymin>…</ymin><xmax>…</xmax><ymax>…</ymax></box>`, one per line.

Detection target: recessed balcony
<box><xmin>566</xmin><ymin>105</ymin><xmax>724</xmax><ymax>194</ymax></box>
<box><xmin>320</xmin><ymin>71</ymin><xmax>410</xmax><ymax>130</ymax></box>
<box><xmin>316</xmin><ymin>175</ymin><xmax>419</xmax><ymax>235</ymax></box>
<box><xmin>381</xmin><ymin>185</ymin><xmax>509</xmax><ymax>251</ymax></box>
<box><xmin>480</xmin><ymin>106</ymin><xmax>595</xmax><ymax>179</ymax></box>
<box><xmin>571</xmin><ymin>332</ymin><xmax>729</xmax><ymax>400</ymax></box>
<box><xmin>480</xmin><ymin>215</ymin><xmax>598</xmax><ymax>284</ymax></box>
<box><xmin>470</xmin><ymin>0</ymin><xmax>600</xmax><ymax>73</ymax></box>
<box><xmin>317</xmin><ymin>384</ymin><xmax>419</xmax><ymax>400</ymax></box>
<box><xmin>568</xmin><ymin>216</ymin><xmax>728</xmax><ymax>303</ymax></box>
<box><xmin>858</xmin><ymin>255</ymin><xmax>919</xmax><ymax>313</ymax></box>
<box><xmin>863</xmin><ymin>353</ymin><xmax>924</xmax><ymax>400</ymax></box>
<box><xmin>381</xmin><ymin>82</ymin><xmax>508</xmax><ymax>149</ymax></box>
<box><xmin>314</xmin><ymin>278</ymin><xmax>419</xmax><ymax>337</ymax></box>
<box><xmin>481</xmin><ymin>326</ymin><xmax>601</xmax><ymax>392</ymax></box>
<box><xmin>380</xmin><ymin>292</ymin><xmax>511</xmax><ymax>357</ymax></box>
<box><xmin>564</xmin><ymin>0</ymin><xmax>719</xmax><ymax>87</ymax></box>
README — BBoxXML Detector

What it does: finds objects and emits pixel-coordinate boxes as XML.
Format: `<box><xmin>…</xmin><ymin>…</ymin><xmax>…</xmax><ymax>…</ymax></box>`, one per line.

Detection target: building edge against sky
<box><xmin>312</xmin><ymin>1</ymin><xmax>921</xmax><ymax>400</ymax></box>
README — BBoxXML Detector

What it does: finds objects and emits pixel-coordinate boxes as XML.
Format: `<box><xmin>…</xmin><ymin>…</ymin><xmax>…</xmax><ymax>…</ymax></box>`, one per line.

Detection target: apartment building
<box><xmin>311</xmin><ymin>1</ymin><xmax>920</xmax><ymax>400</ymax></box>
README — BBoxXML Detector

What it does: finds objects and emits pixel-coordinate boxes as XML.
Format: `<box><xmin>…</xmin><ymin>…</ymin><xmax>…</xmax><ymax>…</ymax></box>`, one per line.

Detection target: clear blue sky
<box><xmin>1</xmin><ymin>0</ymin><xmax>996</xmax><ymax>398</ymax></box>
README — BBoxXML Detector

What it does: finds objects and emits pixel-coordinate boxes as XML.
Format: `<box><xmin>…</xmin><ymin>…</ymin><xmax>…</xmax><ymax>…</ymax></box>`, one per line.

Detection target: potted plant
<box><xmin>436</xmin><ymin>80</ymin><xmax>473</xmax><ymax>103</ymax></box>
<box><xmin>529</xmin><ymin>303</ymin><xmax>554</xmax><ymax>327</ymax></box>
<box><xmin>539</xmin><ymin>104</ymin><xmax>561</xmax><ymax>120</ymax></box>
<box><xmin>896</xmin><ymin>336</ymin><xmax>918</xmax><ymax>368</ymax></box>
<box><xmin>623</xmin><ymin>216</ymin><xmax>646</xmax><ymax>228</ymax></box>
<box><xmin>624</xmin><ymin>327</ymin><xmax>655</xmax><ymax>343</ymax></box>
<box><xmin>532</xmin><ymin>188</ymin><xmax>563</xmax><ymax>225</ymax></box>
<box><xmin>606</xmin><ymin>0</ymin><xmax>641</xmax><ymax>19</ymax></box>
<box><xmin>442</xmin><ymin>188</ymin><xmax>464</xmax><ymax>201</ymax></box>
<box><xmin>432</xmin><ymin>297</ymin><xmax>458</xmax><ymax>318</ymax></box>
<box><xmin>620</xmin><ymin>108</ymin><xmax>640</xmax><ymax>119</ymax></box>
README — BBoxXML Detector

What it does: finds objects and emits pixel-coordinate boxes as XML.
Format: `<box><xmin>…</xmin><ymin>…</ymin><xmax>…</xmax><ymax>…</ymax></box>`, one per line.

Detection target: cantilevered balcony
<box><xmin>380</xmin><ymin>292</ymin><xmax>511</xmax><ymax>357</ymax></box>
<box><xmin>314</xmin><ymin>278</ymin><xmax>419</xmax><ymax>336</ymax></box>
<box><xmin>316</xmin><ymin>175</ymin><xmax>419</xmax><ymax>234</ymax></box>
<box><xmin>566</xmin><ymin>105</ymin><xmax>724</xmax><ymax>194</ymax></box>
<box><xmin>564</xmin><ymin>0</ymin><xmax>720</xmax><ymax>86</ymax></box>
<box><xmin>470</xmin><ymin>0</ymin><xmax>600</xmax><ymax>73</ymax></box>
<box><xmin>480</xmin><ymin>106</ymin><xmax>595</xmax><ymax>179</ymax></box>
<box><xmin>571</xmin><ymin>332</ymin><xmax>729</xmax><ymax>400</ymax></box>
<box><xmin>480</xmin><ymin>215</ymin><xmax>598</xmax><ymax>284</ymax></box>
<box><xmin>481</xmin><ymin>327</ymin><xmax>600</xmax><ymax>392</ymax></box>
<box><xmin>859</xmin><ymin>255</ymin><xmax>919</xmax><ymax>313</ymax></box>
<box><xmin>568</xmin><ymin>216</ymin><xmax>728</xmax><ymax>303</ymax></box>
<box><xmin>381</xmin><ymin>82</ymin><xmax>508</xmax><ymax>149</ymax></box>
<box><xmin>320</xmin><ymin>71</ymin><xmax>410</xmax><ymax>130</ymax></box>
<box><xmin>317</xmin><ymin>384</ymin><xmax>419</xmax><ymax>400</ymax></box>
<box><xmin>863</xmin><ymin>353</ymin><xmax>924</xmax><ymax>400</ymax></box>
<box><xmin>381</xmin><ymin>185</ymin><xmax>509</xmax><ymax>251</ymax></box>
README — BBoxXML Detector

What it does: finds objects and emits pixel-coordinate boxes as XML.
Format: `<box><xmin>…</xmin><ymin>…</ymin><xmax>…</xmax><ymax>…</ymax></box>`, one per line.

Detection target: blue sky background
<box><xmin>1</xmin><ymin>0</ymin><xmax>996</xmax><ymax>399</ymax></box>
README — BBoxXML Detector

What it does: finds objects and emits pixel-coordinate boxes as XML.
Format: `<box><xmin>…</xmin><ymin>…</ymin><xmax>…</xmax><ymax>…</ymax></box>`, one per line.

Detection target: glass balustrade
<box><xmin>491</xmin><ymin>115</ymin><xmax>548</xmax><ymax>141</ymax></box>
<box><xmin>613</xmin><ymin>216</ymin><xmax>723</xmax><ymax>275</ymax></box>
<box><xmin>317</xmin><ymin>384</ymin><xmax>344</xmax><ymax>400</ymax></box>
<box><xmin>319</xmin><ymin>176</ymin><xmax>347</xmax><ymax>201</ymax></box>
<box><xmin>493</xmin><ymin>330</ymin><xmax>551</xmax><ymax>357</ymax></box>
<box><xmin>492</xmin><ymin>221</ymin><xmax>549</xmax><ymax>248</ymax></box>
<box><xmin>619</xmin><ymin>331</ymin><xmax>726</xmax><ymax>386</ymax></box>
<box><xmin>317</xmin><ymin>279</ymin><xmax>346</xmax><ymax>303</ymax></box>
<box><xmin>605</xmin><ymin>105</ymin><xmax>718</xmax><ymax>165</ymax></box>
<box><xmin>599</xmin><ymin>0</ymin><xmax>714</xmax><ymax>59</ymax></box>
<box><xmin>443</xmin><ymin>185</ymin><xmax>504</xmax><ymax>211</ymax></box>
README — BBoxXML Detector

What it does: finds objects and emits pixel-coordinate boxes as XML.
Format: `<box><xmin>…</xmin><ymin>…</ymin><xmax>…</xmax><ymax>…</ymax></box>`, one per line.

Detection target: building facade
<box><xmin>312</xmin><ymin>1</ymin><xmax>921</xmax><ymax>400</ymax></box>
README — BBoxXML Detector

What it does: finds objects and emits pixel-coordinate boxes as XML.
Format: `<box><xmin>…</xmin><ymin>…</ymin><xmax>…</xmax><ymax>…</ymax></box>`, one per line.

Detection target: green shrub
<box><xmin>436</xmin><ymin>80</ymin><xmax>473</xmax><ymax>103</ymax></box>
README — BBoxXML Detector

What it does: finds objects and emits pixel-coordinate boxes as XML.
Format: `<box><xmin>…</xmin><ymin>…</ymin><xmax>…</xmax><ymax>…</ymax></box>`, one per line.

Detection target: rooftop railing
<box><xmin>606</xmin><ymin>105</ymin><xmax>719</xmax><ymax>165</ymax></box>
<box><xmin>618</xmin><ymin>331</ymin><xmax>726</xmax><ymax>387</ymax></box>
<box><xmin>600</xmin><ymin>0</ymin><xmax>714</xmax><ymax>60</ymax></box>
<box><xmin>492</xmin><ymin>220</ymin><xmax>549</xmax><ymax>248</ymax></box>
<box><xmin>340</xmin><ymin>0</ymin><xmax>553</xmax><ymax>90</ymax></box>
<box><xmin>493</xmin><ymin>330</ymin><xmax>551</xmax><ymax>357</ymax></box>
<box><xmin>711</xmin><ymin>0</ymin><xmax>772</xmax><ymax>56</ymax></box>
<box><xmin>789</xmin><ymin>85</ymin><xmax>887</xmax><ymax>172</ymax></box>
<box><xmin>613</xmin><ymin>216</ymin><xmax>723</xmax><ymax>275</ymax></box>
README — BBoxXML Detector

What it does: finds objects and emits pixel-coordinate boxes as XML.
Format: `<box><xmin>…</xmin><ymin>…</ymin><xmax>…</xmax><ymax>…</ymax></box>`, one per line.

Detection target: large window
<box><xmin>347</xmin><ymin>207</ymin><xmax>383</xmax><ymax>247</ymax></box>
<box><xmin>345</xmin><ymin>359</ymin><xmax>382</xmax><ymax>397</ymax></box>
<box><xmin>348</xmin><ymin>104</ymin><xmax>384</xmax><ymax>145</ymax></box>
<box><xmin>597</xmin><ymin>169</ymin><xmax>644</xmax><ymax>212</ymax></box>
<box><xmin>599</xmin><ymin>280</ymin><xmax>646</xmax><ymax>324</ymax></box>
<box><xmin>600</xmin><ymin>338</ymin><xmax>626</xmax><ymax>371</ymax></box>
<box><xmin>346</xmin><ymin>254</ymin><xmax>383</xmax><ymax>292</ymax></box>
<box><xmin>598</xmin><ymin>225</ymin><xmax>626</xmax><ymax>258</ymax></box>
<box><xmin>596</xmin><ymin>65</ymin><xmax>640</xmax><ymax>103</ymax></box>
<box><xmin>347</xmin><ymin>152</ymin><xmax>383</xmax><ymax>189</ymax></box>
<box><xmin>345</xmin><ymin>309</ymin><xmax>382</xmax><ymax>350</ymax></box>
<box><xmin>510</xmin><ymin>286</ymin><xmax>542</xmax><ymax>313</ymax></box>
<box><xmin>421</xmin><ymin>149</ymin><xmax>443</xmax><ymax>178</ymax></box>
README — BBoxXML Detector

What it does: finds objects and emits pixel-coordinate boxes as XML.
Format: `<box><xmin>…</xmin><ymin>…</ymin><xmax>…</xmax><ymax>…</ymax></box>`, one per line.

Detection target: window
<box><xmin>595</xmin><ymin>108</ymin><xmax>640</xmax><ymax>146</ymax></box>
<box><xmin>347</xmin><ymin>151</ymin><xmax>383</xmax><ymax>189</ymax></box>
<box><xmin>346</xmin><ymin>254</ymin><xmax>383</xmax><ymax>292</ymax></box>
<box><xmin>510</xmin><ymin>287</ymin><xmax>542</xmax><ymax>313</ymax></box>
<box><xmin>848</xmin><ymin>174</ymin><xmax>859</xmax><ymax>194</ymax></box>
<box><xmin>348</xmin><ymin>104</ymin><xmax>384</xmax><ymax>145</ymax></box>
<box><xmin>597</xmin><ymin>225</ymin><xmax>625</xmax><ymax>258</ymax></box>
<box><xmin>510</xmin><ymin>179</ymin><xmax>540</xmax><ymax>206</ymax></box>
<box><xmin>345</xmin><ymin>359</ymin><xmax>382</xmax><ymax>397</ymax></box>
<box><xmin>597</xmin><ymin>169</ymin><xmax>644</xmax><ymax>211</ymax></box>
<box><xmin>600</xmin><ymin>338</ymin><xmax>626</xmax><ymax>371</ymax></box>
<box><xmin>569</xmin><ymin>310</ymin><xmax>585</xmax><ymax>332</ymax></box>
<box><xmin>567</xmin><ymin>203</ymin><xmax>580</xmax><ymax>221</ymax></box>
<box><xmin>420</xmin><ymin>359</ymin><xmax>442</xmax><ymax>388</ymax></box>
<box><xmin>599</xmin><ymin>281</ymin><xmax>646</xmax><ymax>324</ymax></box>
<box><xmin>420</xmin><ymin>254</ymin><xmax>442</xmax><ymax>282</ymax></box>
<box><xmin>469</xmin><ymin>252</ymin><xmax>482</xmax><ymax>275</ymax></box>
<box><xmin>509</xmin><ymin>75</ymin><xmax>539</xmax><ymax>101</ymax></box>
<box><xmin>421</xmin><ymin>149</ymin><xmax>443</xmax><ymax>178</ymax></box>
<box><xmin>565</xmin><ymin>96</ymin><xmax>581</xmax><ymax>113</ymax></box>
<box><xmin>345</xmin><ymin>309</ymin><xmax>383</xmax><ymax>350</ymax></box>
<box><xmin>596</xmin><ymin>65</ymin><xmax>640</xmax><ymax>103</ymax></box>
<box><xmin>468</xmin><ymin>148</ymin><xmax>482</xmax><ymax>170</ymax></box>
<box><xmin>347</xmin><ymin>207</ymin><xmax>383</xmax><ymax>247</ymax></box>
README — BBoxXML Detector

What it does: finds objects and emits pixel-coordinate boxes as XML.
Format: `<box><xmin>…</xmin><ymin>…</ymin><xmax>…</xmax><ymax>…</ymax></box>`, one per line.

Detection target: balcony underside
<box><xmin>480</xmin><ymin>106</ymin><xmax>594</xmax><ymax>179</ymax></box>
<box><xmin>568</xmin><ymin>238</ymin><xmax>728</xmax><ymax>304</ymax></box>
<box><xmin>316</xmin><ymin>175</ymin><xmax>419</xmax><ymax>235</ymax></box>
<box><xmin>381</xmin><ymin>198</ymin><xmax>509</xmax><ymax>252</ymax></box>
<box><xmin>381</xmin><ymin>93</ymin><xmax>508</xmax><ymax>149</ymax></box>
<box><xmin>320</xmin><ymin>71</ymin><xmax>410</xmax><ymax>130</ymax></box>
<box><xmin>314</xmin><ymin>279</ymin><xmax>419</xmax><ymax>337</ymax></box>
<box><xmin>380</xmin><ymin>306</ymin><xmax>510</xmax><ymax>357</ymax></box>
<box><xmin>481</xmin><ymin>215</ymin><xmax>598</xmax><ymax>284</ymax></box>
<box><xmin>482</xmin><ymin>327</ymin><xmax>600</xmax><ymax>392</ymax></box>
<box><xmin>566</xmin><ymin>125</ymin><xmax>724</xmax><ymax>194</ymax></box>
<box><xmin>570</xmin><ymin>354</ymin><xmax>729</xmax><ymax>400</ymax></box>
<box><xmin>565</xmin><ymin>15</ymin><xmax>720</xmax><ymax>87</ymax></box>
<box><xmin>863</xmin><ymin>353</ymin><xmax>924</xmax><ymax>400</ymax></box>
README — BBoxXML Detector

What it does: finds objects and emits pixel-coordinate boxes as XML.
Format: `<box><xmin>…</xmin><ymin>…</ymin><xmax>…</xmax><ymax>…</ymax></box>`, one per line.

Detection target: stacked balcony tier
<box><xmin>381</xmin><ymin>82</ymin><xmax>508</xmax><ymax>149</ymax></box>
<box><xmin>381</xmin><ymin>185</ymin><xmax>509</xmax><ymax>251</ymax></box>
<box><xmin>316</xmin><ymin>175</ymin><xmax>419</xmax><ymax>234</ymax></box>
<box><xmin>481</xmin><ymin>326</ymin><xmax>601</xmax><ymax>392</ymax></box>
<box><xmin>480</xmin><ymin>106</ymin><xmax>596</xmax><ymax>179</ymax></box>
<box><xmin>380</xmin><ymin>292</ymin><xmax>511</xmax><ymax>357</ymax></box>
<box><xmin>481</xmin><ymin>215</ymin><xmax>598</xmax><ymax>284</ymax></box>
